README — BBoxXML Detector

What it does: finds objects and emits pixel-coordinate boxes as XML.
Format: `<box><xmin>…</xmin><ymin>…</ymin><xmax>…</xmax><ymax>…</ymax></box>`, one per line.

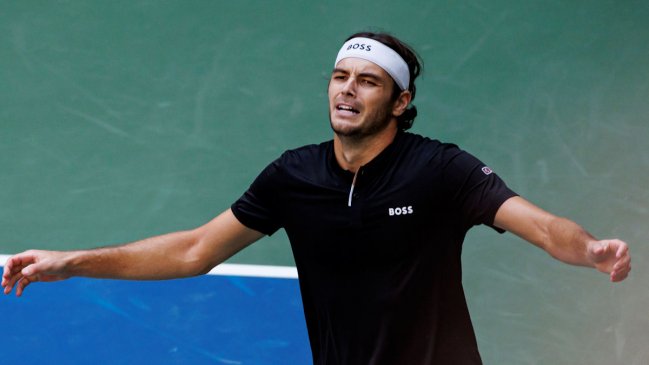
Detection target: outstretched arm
<box><xmin>494</xmin><ymin>196</ymin><xmax>631</xmax><ymax>282</ymax></box>
<box><xmin>2</xmin><ymin>208</ymin><xmax>264</xmax><ymax>296</ymax></box>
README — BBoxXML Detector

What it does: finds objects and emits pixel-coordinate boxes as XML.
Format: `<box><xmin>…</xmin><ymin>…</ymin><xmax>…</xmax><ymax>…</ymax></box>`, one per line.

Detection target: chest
<box><xmin>279</xmin><ymin>165</ymin><xmax>454</xmax><ymax>269</ymax></box>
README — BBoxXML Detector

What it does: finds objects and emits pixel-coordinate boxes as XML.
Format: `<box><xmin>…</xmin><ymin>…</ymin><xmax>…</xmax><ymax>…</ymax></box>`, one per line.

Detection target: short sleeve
<box><xmin>231</xmin><ymin>159</ymin><xmax>283</xmax><ymax>236</ymax></box>
<box><xmin>441</xmin><ymin>147</ymin><xmax>518</xmax><ymax>233</ymax></box>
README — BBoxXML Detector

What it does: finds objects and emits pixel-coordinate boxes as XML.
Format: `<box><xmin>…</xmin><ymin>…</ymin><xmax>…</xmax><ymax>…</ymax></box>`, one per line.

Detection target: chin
<box><xmin>331</xmin><ymin>117</ymin><xmax>394</xmax><ymax>139</ymax></box>
<box><xmin>329</xmin><ymin>118</ymin><xmax>363</xmax><ymax>137</ymax></box>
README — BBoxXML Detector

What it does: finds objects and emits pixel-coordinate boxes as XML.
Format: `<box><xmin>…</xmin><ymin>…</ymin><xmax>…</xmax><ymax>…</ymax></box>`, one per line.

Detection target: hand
<box><xmin>2</xmin><ymin>250</ymin><xmax>72</xmax><ymax>297</ymax></box>
<box><xmin>587</xmin><ymin>239</ymin><xmax>631</xmax><ymax>282</ymax></box>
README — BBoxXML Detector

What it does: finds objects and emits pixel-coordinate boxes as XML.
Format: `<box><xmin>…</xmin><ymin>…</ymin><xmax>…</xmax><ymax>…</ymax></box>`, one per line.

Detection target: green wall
<box><xmin>1</xmin><ymin>1</ymin><xmax>647</xmax><ymax>363</ymax></box>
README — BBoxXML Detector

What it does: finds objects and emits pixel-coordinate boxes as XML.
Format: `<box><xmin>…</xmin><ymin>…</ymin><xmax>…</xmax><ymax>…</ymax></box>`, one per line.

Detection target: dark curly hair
<box><xmin>344</xmin><ymin>32</ymin><xmax>422</xmax><ymax>130</ymax></box>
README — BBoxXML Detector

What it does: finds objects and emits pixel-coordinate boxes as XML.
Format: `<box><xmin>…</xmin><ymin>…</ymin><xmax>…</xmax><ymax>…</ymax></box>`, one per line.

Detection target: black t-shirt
<box><xmin>232</xmin><ymin>132</ymin><xmax>517</xmax><ymax>365</ymax></box>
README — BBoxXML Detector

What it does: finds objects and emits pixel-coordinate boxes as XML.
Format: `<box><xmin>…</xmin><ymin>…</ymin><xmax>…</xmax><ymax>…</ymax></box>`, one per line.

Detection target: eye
<box><xmin>360</xmin><ymin>79</ymin><xmax>377</xmax><ymax>86</ymax></box>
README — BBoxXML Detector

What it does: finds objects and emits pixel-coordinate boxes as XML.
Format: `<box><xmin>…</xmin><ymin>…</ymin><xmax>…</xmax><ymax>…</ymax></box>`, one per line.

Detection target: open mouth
<box><xmin>336</xmin><ymin>104</ymin><xmax>360</xmax><ymax>114</ymax></box>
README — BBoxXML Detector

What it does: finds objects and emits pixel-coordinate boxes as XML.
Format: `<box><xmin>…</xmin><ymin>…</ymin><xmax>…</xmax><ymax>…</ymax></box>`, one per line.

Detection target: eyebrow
<box><xmin>331</xmin><ymin>68</ymin><xmax>385</xmax><ymax>82</ymax></box>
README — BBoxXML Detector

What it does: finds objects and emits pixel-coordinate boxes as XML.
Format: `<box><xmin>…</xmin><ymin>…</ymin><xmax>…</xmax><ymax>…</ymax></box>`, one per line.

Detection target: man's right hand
<box><xmin>2</xmin><ymin>250</ymin><xmax>73</xmax><ymax>297</ymax></box>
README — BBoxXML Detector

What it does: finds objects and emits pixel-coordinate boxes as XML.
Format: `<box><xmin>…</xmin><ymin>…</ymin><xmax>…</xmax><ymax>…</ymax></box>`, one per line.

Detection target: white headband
<box><xmin>334</xmin><ymin>37</ymin><xmax>410</xmax><ymax>91</ymax></box>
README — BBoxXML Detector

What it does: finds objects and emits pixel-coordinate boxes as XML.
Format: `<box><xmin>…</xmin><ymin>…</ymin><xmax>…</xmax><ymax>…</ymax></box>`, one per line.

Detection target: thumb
<box><xmin>21</xmin><ymin>265</ymin><xmax>37</xmax><ymax>277</ymax></box>
<box><xmin>21</xmin><ymin>261</ymin><xmax>50</xmax><ymax>277</ymax></box>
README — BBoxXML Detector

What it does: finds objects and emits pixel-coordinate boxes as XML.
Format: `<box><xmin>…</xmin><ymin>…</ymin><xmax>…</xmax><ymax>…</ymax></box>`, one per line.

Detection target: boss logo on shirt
<box><xmin>388</xmin><ymin>206</ymin><xmax>414</xmax><ymax>216</ymax></box>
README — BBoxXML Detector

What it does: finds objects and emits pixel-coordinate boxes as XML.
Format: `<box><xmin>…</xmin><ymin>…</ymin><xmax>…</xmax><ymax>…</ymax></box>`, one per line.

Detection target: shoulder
<box><xmin>247</xmin><ymin>141</ymin><xmax>332</xmax><ymax>192</ymax></box>
<box><xmin>397</xmin><ymin>132</ymin><xmax>464</xmax><ymax>165</ymax></box>
<box><xmin>273</xmin><ymin>140</ymin><xmax>332</xmax><ymax>170</ymax></box>
<box><xmin>258</xmin><ymin>141</ymin><xmax>333</xmax><ymax>183</ymax></box>
<box><xmin>396</xmin><ymin>133</ymin><xmax>497</xmax><ymax>184</ymax></box>
<box><xmin>399</xmin><ymin>132</ymin><xmax>454</xmax><ymax>151</ymax></box>
<box><xmin>279</xmin><ymin>141</ymin><xmax>331</xmax><ymax>162</ymax></box>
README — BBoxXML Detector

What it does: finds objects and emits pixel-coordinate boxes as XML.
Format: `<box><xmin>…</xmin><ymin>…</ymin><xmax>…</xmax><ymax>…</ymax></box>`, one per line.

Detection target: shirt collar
<box><xmin>327</xmin><ymin>131</ymin><xmax>405</xmax><ymax>182</ymax></box>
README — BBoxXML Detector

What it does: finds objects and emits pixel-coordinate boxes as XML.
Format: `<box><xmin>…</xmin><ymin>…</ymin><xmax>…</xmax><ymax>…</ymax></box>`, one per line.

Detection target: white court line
<box><xmin>208</xmin><ymin>263</ymin><xmax>298</xmax><ymax>279</ymax></box>
<box><xmin>0</xmin><ymin>254</ymin><xmax>298</xmax><ymax>279</ymax></box>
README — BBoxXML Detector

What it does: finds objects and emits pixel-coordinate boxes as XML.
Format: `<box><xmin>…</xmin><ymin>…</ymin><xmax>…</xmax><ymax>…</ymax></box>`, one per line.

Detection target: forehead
<box><xmin>334</xmin><ymin>57</ymin><xmax>391</xmax><ymax>79</ymax></box>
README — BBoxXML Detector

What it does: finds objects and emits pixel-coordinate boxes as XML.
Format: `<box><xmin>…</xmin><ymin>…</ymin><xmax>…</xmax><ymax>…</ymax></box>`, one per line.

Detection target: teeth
<box><xmin>337</xmin><ymin>105</ymin><xmax>357</xmax><ymax>112</ymax></box>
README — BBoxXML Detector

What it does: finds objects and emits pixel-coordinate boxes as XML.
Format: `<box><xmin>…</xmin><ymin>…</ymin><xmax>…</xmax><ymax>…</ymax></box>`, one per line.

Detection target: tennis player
<box><xmin>2</xmin><ymin>32</ymin><xmax>631</xmax><ymax>364</ymax></box>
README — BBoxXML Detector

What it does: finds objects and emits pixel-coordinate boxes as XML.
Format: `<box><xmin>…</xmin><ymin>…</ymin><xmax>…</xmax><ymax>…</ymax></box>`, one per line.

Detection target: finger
<box><xmin>611</xmin><ymin>270</ymin><xmax>629</xmax><ymax>282</ymax></box>
<box><xmin>2</xmin><ymin>257</ymin><xmax>21</xmax><ymax>282</ymax></box>
<box><xmin>15</xmin><ymin>276</ymin><xmax>38</xmax><ymax>297</ymax></box>
<box><xmin>615</xmin><ymin>241</ymin><xmax>629</xmax><ymax>259</ymax></box>
<box><xmin>611</xmin><ymin>264</ymin><xmax>631</xmax><ymax>282</ymax></box>
<box><xmin>3</xmin><ymin>281</ymin><xmax>13</xmax><ymax>295</ymax></box>
<box><xmin>594</xmin><ymin>241</ymin><xmax>610</xmax><ymax>255</ymax></box>
<box><xmin>613</xmin><ymin>254</ymin><xmax>631</xmax><ymax>272</ymax></box>
<box><xmin>2</xmin><ymin>253</ymin><xmax>41</xmax><ymax>295</ymax></box>
<box><xmin>21</xmin><ymin>260</ymin><xmax>50</xmax><ymax>278</ymax></box>
<box><xmin>2</xmin><ymin>262</ymin><xmax>28</xmax><ymax>294</ymax></box>
<box><xmin>610</xmin><ymin>259</ymin><xmax>630</xmax><ymax>281</ymax></box>
<box><xmin>3</xmin><ymin>255</ymin><xmax>34</xmax><ymax>281</ymax></box>
<box><xmin>3</xmin><ymin>273</ymin><xmax>24</xmax><ymax>295</ymax></box>
<box><xmin>589</xmin><ymin>242</ymin><xmax>611</xmax><ymax>264</ymax></box>
<box><xmin>2</xmin><ymin>262</ymin><xmax>10</xmax><ymax>284</ymax></box>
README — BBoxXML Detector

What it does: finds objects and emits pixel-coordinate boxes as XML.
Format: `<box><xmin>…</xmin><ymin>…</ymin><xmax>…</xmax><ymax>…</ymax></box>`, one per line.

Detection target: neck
<box><xmin>333</xmin><ymin>123</ymin><xmax>398</xmax><ymax>173</ymax></box>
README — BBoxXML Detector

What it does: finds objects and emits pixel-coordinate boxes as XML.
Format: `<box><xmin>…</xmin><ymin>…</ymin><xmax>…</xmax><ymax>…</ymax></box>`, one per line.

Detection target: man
<box><xmin>2</xmin><ymin>32</ymin><xmax>631</xmax><ymax>364</ymax></box>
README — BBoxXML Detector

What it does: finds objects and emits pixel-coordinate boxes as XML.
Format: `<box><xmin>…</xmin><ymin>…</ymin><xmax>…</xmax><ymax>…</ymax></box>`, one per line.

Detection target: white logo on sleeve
<box><xmin>388</xmin><ymin>206</ymin><xmax>414</xmax><ymax>216</ymax></box>
<box><xmin>481</xmin><ymin>166</ymin><xmax>493</xmax><ymax>175</ymax></box>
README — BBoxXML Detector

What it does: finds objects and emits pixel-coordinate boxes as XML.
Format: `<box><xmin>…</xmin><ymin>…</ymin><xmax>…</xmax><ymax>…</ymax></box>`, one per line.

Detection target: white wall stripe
<box><xmin>0</xmin><ymin>254</ymin><xmax>298</xmax><ymax>279</ymax></box>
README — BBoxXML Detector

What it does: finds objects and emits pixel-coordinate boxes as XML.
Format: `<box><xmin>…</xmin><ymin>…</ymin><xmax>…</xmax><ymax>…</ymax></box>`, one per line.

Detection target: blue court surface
<box><xmin>0</xmin><ymin>260</ymin><xmax>311</xmax><ymax>365</ymax></box>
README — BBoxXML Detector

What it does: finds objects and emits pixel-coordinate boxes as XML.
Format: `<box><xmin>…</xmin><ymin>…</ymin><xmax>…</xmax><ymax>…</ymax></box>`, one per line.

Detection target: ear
<box><xmin>392</xmin><ymin>90</ymin><xmax>412</xmax><ymax>117</ymax></box>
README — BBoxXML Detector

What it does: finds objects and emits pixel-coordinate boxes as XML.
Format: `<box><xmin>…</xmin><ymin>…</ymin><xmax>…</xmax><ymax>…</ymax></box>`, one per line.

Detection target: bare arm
<box><xmin>2</xmin><ymin>208</ymin><xmax>264</xmax><ymax>296</ymax></box>
<box><xmin>494</xmin><ymin>196</ymin><xmax>631</xmax><ymax>282</ymax></box>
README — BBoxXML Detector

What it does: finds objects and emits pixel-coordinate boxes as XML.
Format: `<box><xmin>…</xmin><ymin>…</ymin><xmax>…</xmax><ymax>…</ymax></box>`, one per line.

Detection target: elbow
<box><xmin>193</xmin><ymin>252</ymin><xmax>221</xmax><ymax>276</ymax></box>
<box><xmin>182</xmin><ymin>253</ymin><xmax>218</xmax><ymax>278</ymax></box>
<box><xmin>176</xmin><ymin>229</ymin><xmax>216</xmax><ymax>277</ymax></box>
<box><xmin>181</xmin><ymin>228</ymin><xmax>225</xmax><ymax>277</ymax></box>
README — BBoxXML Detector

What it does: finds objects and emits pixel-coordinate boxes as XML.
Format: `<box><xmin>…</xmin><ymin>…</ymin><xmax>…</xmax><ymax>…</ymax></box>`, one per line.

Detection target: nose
<box><xmin>340</xmin><ymin>77</ymin><xmax>356</xmax><ymax>97</ymax></box>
